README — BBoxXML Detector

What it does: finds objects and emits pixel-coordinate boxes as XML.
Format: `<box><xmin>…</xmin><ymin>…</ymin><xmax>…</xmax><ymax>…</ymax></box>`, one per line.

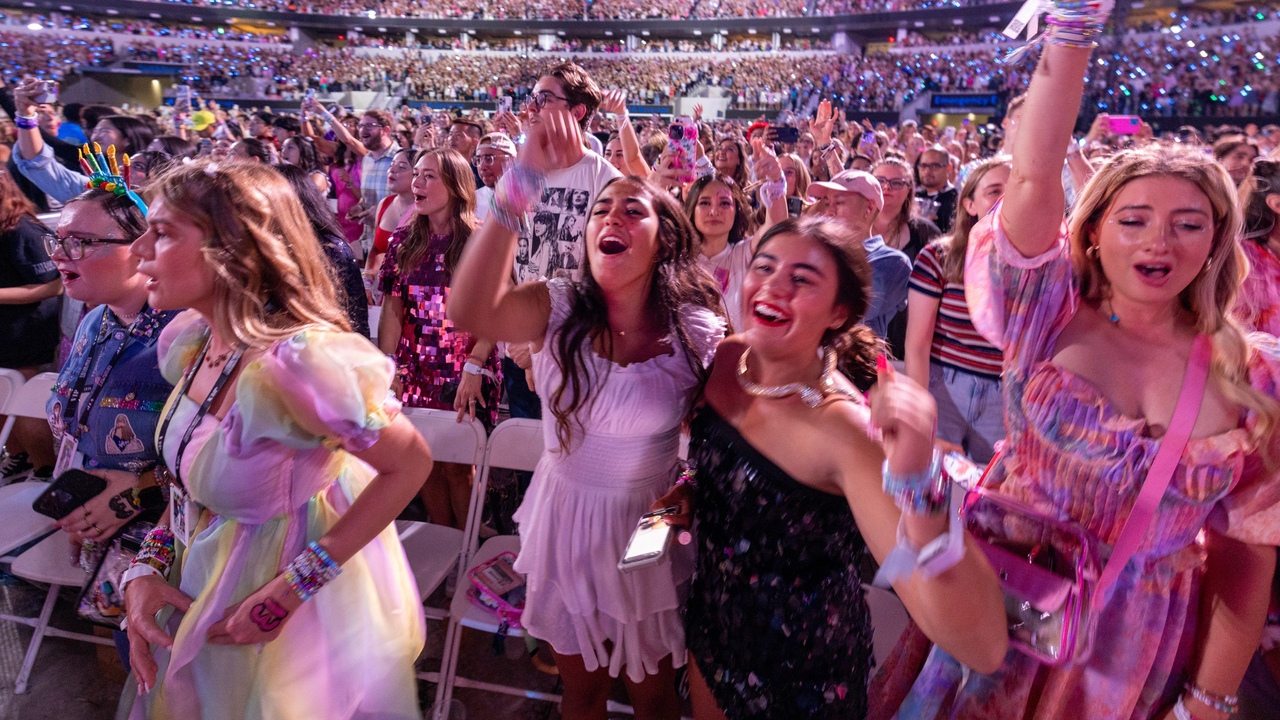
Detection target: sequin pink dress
<box><xmin>871</xmin><ymin>203</ymin><xmax>1280</xmax><ymax>720</ymax></box>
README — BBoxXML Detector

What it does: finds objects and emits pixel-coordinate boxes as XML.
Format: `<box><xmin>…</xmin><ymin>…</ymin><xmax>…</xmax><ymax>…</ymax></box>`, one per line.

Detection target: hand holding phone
<box><xmin>1107</xmin><ymin>115</ymin><xmax>1141</xmax><ymax>135</ymax></box>
<box><xmin>618</xmin><ymin>507</ymin><xmax>678</xmax><ymax>572</ymax></box>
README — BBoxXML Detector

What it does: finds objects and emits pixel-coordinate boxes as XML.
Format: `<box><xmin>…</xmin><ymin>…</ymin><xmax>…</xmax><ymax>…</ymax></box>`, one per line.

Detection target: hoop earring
<box><xmin>1086</xmin><ymin>244</ymin><xmax>1099</xmax><ymax>260</ymax></box>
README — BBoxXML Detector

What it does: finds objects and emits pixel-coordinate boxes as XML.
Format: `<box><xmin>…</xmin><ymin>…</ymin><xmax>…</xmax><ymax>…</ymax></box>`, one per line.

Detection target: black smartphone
<box><xmin>768</xmin><ymin>126</ymin><xmax>800</xmax><ymax>144</ymax></box>
<box><xmin>32</xmin><ymin>469</ymin><xmax>107</xmax><ymax>519</ymax></box>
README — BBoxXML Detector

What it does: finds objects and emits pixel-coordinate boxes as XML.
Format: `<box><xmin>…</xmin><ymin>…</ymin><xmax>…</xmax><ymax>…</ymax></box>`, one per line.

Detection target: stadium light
<box><xmin>27</xmin><ymin>22</ymin><xmax>41</xmax><ymax>30</ymax></box>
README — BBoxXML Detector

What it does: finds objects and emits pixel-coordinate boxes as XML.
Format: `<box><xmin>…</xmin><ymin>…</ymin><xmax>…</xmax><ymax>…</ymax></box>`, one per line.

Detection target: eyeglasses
<box><xmin>43</xmin><ymin>234</ymin><xmax>132</xmax><ymax>260</ymax></box>
<box><xmin>917</xmin><ymin>162</ymin><xmax>946</xmax><ymax>171</ymax></box>
<box><xmin>875</xmin><ymin>178</ymin><xmax>912</xmax><ymax>191</ymax></box>
<box><xmin>529</xmin><ymin>91</ymin><xmax>569</xmax><ymax>109</ymax></box>
<box><xmin>477</xmin><ymin>154</ymin><xmax>511</xmax><ymax>165</ymax></box>
<box><xmin>357</xmin><ymin>121</ymin><xmax>386</xmax><ymax>130</ymax></box>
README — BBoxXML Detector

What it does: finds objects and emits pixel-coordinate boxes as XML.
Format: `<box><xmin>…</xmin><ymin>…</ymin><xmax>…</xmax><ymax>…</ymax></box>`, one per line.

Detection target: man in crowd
<box><xmin>447</xmin><ymin>115</ymin><xmax>489</xmax><ymax>186</ymax></box>
<box><xmin>914</xmin><ymin>145</ymin><xmax>958</xmax><ymax>233</ymax></box>
<box><xmin>475</xmin><ymin>132</ymin><xmax>516</xmax><ymax>222</ymax></box>
<box><xmin>808</xmin><ymin>170</ymin><xmax>910</xmax><ymax>340</ymax></box>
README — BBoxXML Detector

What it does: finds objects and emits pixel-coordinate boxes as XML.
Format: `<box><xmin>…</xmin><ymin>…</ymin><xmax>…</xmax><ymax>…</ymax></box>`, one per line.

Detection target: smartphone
<box><xmin>305</xmin><ymin>87</ymin><xmax>316</xmax><ymax>100</ymax></box>
<box><xmin>667</xmin><ymin>116</ymin><xmax>698</xmax><ymax>184</ymax></box>
<box><xmin>618</xmin><ymin>506</ymin><xmax>678</xmax><ymax>572</ymax></box>
<box><xmin>33</xmin><ymin>80</ymin><xmax>57</xmax><ymax>105</ymax></box>
<box><xmin>861</xmin><ymin>131</ymin><xmax>876</xmax><ymax>147</ymax></box>
<box><xmin>498</xmin><ymin>95</ymin><xmax>512</xmax><ymax>115</ymax></box>
<box><xmin>1108</xmin><ymin>115</ymin><xmax>1141</xmax><ymax>135</ymax></box>
<box><xmin>943</xmin><ymin>126</ymin><xmax>956</xmax><ymax>140</ymax></box>
<box><xmin>32</xmin><ymin>469</ymin><xmax>107</xmax><ymax>520</ymax></box>
<box><xmin>769</xmin><ymin>126</ymin><xmax>800</xmax><ymax>144</ymax></box>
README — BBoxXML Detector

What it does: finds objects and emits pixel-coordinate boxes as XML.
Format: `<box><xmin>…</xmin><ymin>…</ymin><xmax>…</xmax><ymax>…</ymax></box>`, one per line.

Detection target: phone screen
<box><xmin>621</xmin><ymin>514</ymin><xmax>672</xmax><ymax>564</ymax></box>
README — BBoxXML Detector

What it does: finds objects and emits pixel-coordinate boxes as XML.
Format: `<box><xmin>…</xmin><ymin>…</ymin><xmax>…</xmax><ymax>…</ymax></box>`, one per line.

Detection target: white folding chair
<box><xmin>0</xmin><ymin>369</ymin><xmax>24</xmax><ymax>421</ymax></box>
<box><xmin>397</xmin><ymin>408</ymin><xmax>487</xmax><ymax>628</ymax></box>
<box><xmin>0</xmin><ymin>530</ymin><xmax>114</xmax><ymax>693</ymax></box>
<box><xmin>0</xmin><ymin>372</ymin><xmax>59</xmax><ymax>456</ymax></box>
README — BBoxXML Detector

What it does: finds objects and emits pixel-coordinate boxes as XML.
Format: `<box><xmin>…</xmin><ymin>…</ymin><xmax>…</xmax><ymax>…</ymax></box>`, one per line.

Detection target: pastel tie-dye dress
<box><xmin>120</xmin><ymin>311</ymin><xmax>425</xmax><ymax>720</ymax></box>
<box><xmin>870</xmin><ymin>203</ymin><xmax>1280</xmax><ymax>720</ymax></box>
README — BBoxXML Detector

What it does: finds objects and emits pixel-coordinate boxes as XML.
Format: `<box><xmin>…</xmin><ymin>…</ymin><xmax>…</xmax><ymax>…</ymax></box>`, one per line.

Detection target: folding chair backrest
<box><xmin>0</xmin><ymin>370</ymin><xmax>23</xmax><ymax>418</ymax></box>
<box><xmin>484</xmin><ymin>419</ymin><xmax>545</xmax><ymax>473</ymax></box>
<box><xmin>401</xmin><ymin>408</ymin><xmax>487</xmax><ymax>467</ymax></box>
<box><xmin>3</xmin><ymin>373</ymin><xmax>58</xmax><ymax>420</ymax></box>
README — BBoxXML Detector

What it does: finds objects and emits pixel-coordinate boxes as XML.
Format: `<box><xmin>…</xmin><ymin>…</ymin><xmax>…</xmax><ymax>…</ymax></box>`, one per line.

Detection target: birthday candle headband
<box><xmin>79</xmin><ymin>143</ymin><xmax>148</xmax><ymax>216</ymax></box>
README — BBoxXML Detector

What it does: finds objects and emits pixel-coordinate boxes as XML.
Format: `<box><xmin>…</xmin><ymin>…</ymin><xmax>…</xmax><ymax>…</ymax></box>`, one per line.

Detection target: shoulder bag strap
<box><xmin>1092</xmin><ymin>334</ymin><xmax>1212</xmax><ymax>610</ymax></box>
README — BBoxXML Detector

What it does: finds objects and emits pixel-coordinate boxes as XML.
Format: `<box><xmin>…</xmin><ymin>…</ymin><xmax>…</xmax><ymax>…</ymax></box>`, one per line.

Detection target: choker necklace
<box><xmin>737</xmin><ymin>346</ymin><xmax>838</xmax><ymax>408</ymax></box>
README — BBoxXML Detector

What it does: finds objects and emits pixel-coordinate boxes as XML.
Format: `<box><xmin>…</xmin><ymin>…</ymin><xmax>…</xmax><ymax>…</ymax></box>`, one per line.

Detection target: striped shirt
<box><xmin>908</xmin><ymin>241</ymin><xmax>1003</xmax><ymax>380</ymax></box>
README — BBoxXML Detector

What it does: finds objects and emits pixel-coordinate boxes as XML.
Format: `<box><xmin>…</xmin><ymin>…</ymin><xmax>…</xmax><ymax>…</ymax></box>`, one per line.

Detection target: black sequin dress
<box><xmin>686</xmin><ymin>405</ymin><xmax>874</xmax><ymax>720</ymax></box>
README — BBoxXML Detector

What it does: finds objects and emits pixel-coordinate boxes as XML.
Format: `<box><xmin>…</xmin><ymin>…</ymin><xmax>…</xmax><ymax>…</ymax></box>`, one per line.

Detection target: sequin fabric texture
<box><xmin>686</xmin><ymin>405</ymin><xmax>873</xmax><ymax>720</ymax></box>
<box><xmin>378</xmin><ymin>228</ymin><xmax>501</xmax><ymax>427</ymax></box>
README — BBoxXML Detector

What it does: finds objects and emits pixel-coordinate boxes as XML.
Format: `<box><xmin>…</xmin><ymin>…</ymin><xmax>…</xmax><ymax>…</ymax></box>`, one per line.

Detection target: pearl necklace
<box><xmin>736</xmin><ymin>346</ymin><xmax>839</xmax><ymax>408</ymax></box>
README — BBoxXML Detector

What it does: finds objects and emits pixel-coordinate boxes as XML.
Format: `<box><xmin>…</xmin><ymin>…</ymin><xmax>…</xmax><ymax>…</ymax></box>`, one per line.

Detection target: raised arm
<box><xmin>1001</xmin><ymin>44</ymin><xmax>1092</xmax><ymax>258</ymax></box>
<box><xmin>447</xmin><ymin>109</ymin><xmax>590</xmax><ymax>344</ymax></box>
<box><xmin>601</xmin><ymin>89</ymin><xmax>649</xmax><ymax>179</ymax></box>
<box><xmin>304</xmin><ymin>98</ymin><xmax>367</xmax><ymax>159</ymax></box>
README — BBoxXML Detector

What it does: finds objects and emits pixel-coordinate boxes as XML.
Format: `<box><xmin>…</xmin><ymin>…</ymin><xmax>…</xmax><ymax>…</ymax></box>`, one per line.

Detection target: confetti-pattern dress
<box><xmin>685</xmin><ymin>404</ymin><xmax>873</xmax><ymax>720</ymax></box>
<box><xmin>870</xmin><ymin>202</ymin><xmax>1280</xmax><ymax>720</ymax></box>
<box><xmin>378</xmin><ymin>227</ymin><xmax>502</xmax><ymax>428</ymax></box>
<box><xmin>1235</xmin><ymin>238</ymin><xmax>1280</xmax><ymax>336</ymax></box>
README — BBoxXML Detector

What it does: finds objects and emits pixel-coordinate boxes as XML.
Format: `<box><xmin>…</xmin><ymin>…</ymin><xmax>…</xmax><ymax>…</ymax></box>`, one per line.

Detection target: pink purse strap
<box><xmin>1091</xmin><ymin>334</ymin><xmax>1212</xmax><ymax>610</ymax></box>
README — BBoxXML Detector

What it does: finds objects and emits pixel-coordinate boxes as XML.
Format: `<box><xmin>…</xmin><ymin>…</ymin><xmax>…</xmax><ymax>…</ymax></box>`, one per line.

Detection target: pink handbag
<box><xmin>961</xmin><ymin>335</ymin><xmax>1211</xmax><ymax>666</ymax></box>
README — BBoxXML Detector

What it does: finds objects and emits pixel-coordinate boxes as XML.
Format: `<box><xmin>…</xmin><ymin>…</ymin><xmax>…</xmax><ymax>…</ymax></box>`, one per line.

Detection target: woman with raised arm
<box><xmin>875</xmin><ymin>13</ymin><xmax>1280</xmax><ymax>720</ymax></box>
<box><xmin>655</xmin><ymin>214</ymin><xmax>1007</xmax><ymax>720</ymax></box>
<box><xmin>121</xmin><ymin>159</ymin><xmax>429</xmax><ymax>720</ymax></box>
<box><xmin>447</xmin><ymin>106</ymin><xmax>726</xmax><ymax>720</ymax></box>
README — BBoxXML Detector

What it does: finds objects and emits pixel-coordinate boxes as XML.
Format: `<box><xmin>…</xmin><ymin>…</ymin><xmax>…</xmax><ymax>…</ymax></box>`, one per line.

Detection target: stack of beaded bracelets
<box><xmin>489</xmin><ymin>163</ymin><xmax>546</xmax><ymax>234</ymax></box>
<box><xmin>1174</xmin><ymin>684</ymin><xmax>1238</xmax><ymax>719</ymax></box>
<box><xmin>121</xmin><ymin>525</ymin><xmax>177</xmax><ymax>588</ymax></box>
<box><xmin>881</xmin><ymin>450</ymin><xmax>949</xmax><ymax>515</ymax></box>
<box><xmin>1045</xmin><ymin>0</ymin><xmax>1112</xmax><ymax>50</ymax></box>
<box><xmin>284</xmin><ymin>541</ymin><xmax>342</xmax><ymax>601</ymax></box>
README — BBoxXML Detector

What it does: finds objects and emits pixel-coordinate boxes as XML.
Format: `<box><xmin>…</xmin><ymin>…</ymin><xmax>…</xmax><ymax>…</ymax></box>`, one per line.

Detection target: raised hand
<box><xmin>750</xmin><ymin>137</ymin><xmax>782</xmax><ymax>183</ymax></box>
<box><xmin>867</xmin><ymin>355</ymin><xmax>937</xmax><ymax>477</ymax></box>
<box><xmin>600</xmin><ymin>89</ymin><xmax>627</xmax><ymax>116</ymax></box>
<box><xmin>520</xmin><ymin>106</ymin><xmax>583</xmax><ymax>175</ymax></box>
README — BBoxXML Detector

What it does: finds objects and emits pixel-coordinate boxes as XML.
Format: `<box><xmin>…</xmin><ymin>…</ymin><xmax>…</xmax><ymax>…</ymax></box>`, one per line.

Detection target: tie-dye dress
<box><xmin>870</xmin><ymin>203</ymin><xmax>1280</xmax><ymax>720</ymax></box>
<box><xmin>121</xmin><ymin>311</ymin><xmax>425</xmax><ymax>720</ymax></box>
<box><xmin>1235</xmin><ymin>239</ymin><xmax>1280</xmax><ymax>336</ymax></box>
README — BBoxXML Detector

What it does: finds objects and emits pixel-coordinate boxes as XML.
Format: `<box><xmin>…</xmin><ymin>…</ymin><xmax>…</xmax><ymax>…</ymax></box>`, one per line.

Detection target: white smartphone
<box><xmin>617</xmin><ymin>506</ymin><xmax>678</xmax><ymax>573</ymax></box>
<box><xmin>498</xmin><ymin>96</ymin><xmax>512</xmax><ymax>115</ymax></box>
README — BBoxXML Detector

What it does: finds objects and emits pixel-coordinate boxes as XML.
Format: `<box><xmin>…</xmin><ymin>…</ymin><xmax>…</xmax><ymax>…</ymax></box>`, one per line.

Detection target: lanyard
<box><xmin>156</xmin><ymin>335</ymin><xmax>246</xmax><ymax>489</ymax></box>
<box><xmin>65</xmin><ymin>311</ymin><xmax>134</xmax><ymax>440</ymax></box>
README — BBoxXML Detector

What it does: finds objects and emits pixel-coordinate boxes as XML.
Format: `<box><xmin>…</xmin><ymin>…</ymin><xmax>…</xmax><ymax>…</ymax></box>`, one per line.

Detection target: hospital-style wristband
<box><xmin>284</xmin><ymin>542</ymin><xmax>342</xmax><ymax>601</ymax></box>
<box><xmin>122</xmin><ymin>525</ymin><xmax>176</xmax><ymax>590</ymax></box>
<box><xmin>873</xmin><ymin>487</ymin><xmax>966</xmax><ymax>587</ymax></box>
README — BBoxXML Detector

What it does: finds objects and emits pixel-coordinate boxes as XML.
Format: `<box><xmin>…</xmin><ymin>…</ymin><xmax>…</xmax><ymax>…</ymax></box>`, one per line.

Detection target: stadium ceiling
<box><xmin>2</xmin><ymin>0</ymin><xmax>1023</xmax><ymax>41</ymax></box>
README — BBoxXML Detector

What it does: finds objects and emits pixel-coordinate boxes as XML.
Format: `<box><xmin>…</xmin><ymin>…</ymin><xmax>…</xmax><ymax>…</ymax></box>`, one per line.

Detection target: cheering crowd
<box><xmin>5</xmin><ymin>0</ymin><xmax>1280</xmax><ymax>715</ymax></box>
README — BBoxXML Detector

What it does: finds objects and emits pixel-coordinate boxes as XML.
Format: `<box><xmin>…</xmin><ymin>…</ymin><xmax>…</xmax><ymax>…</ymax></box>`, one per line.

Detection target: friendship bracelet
<box><xmin>1184</xmin><ymin>684</ymin><xmax>1239</xmax><ymax>715</ymax></box>
<box><xmin>872</xmin><ymin>488</ymin><xmax>966</xmax><ymax>587</ymax></box>
<box><xmin>284</xmin><ymin>541</ymin><xmax>341</xmax><ymax>601</ymax></box>
<box><xmin>1000</xmin><ymin>0</ymin><xmax>1113</xmax><ymax>63</ymax></box>
<box><xmin>130</xmin><ymin>525</ymin><xmax>176</xmax><ymax>578</ymax></box>
<box><xmin>882</xmin><ymin>450</ymin><xmax>949</xmax><ymax>515</ymax></box>
<box><xmin>14</xmin><ymin>114</ymin><xmax>38</xmax><ymax>130</ymax></box>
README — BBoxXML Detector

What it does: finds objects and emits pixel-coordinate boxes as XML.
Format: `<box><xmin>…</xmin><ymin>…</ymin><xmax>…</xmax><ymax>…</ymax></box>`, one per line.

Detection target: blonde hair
<box><xmin>149</xmin><ymin>159</ymin><xmax>351</xmax><ymax>348</ymax></box>
<box><xmin>397</xmin><ymin>148</ymin><xmax>477</xmax><ymax>276</ymax></box>
<box><xmin>1070</xmin><ymin>144</ymin><xmax>1279</xmax><ymax>455</ymax></box>
<box><xmin>780</xmin><ymin>153</ymin><xmax>811</xmax><ymax>199</ymax></box>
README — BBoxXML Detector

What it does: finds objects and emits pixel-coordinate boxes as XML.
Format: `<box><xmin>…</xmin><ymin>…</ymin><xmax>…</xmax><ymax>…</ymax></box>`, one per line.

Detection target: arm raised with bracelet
<box><xmin>841</xmin><ymin>360</ymin><xmax>1008</xmax><ymax>673</ymax></box>
<box><xmin>446</xmin><ymin>108</ymin><xmax>588</xmax><ymax>344</ymax></box>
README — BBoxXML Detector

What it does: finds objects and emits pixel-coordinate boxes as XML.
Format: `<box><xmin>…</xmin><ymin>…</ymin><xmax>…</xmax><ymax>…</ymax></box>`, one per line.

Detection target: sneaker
<box><xmin>31</xmin><ymin>465</ymin><xmax>53</xmax><ymax>481</ymax></box>
<box><xmin>0</xmin><ymin>452</ymin><xmax>32</xmax><ymax>482</ymax></box>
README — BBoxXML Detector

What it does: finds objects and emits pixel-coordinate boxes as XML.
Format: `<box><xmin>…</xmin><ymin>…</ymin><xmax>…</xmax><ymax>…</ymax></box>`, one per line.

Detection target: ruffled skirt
<box><xmin>513</xmin><ymin>430</ymin><xmax>690</xmax><ymax>684</ymax></box>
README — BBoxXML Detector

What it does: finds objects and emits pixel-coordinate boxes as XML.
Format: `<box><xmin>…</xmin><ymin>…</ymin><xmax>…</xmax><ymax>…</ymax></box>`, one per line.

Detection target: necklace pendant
<box><xmin>800</xmin><ymin>387</ymin><xmax>824</xmax><ymax>408</ymax></box>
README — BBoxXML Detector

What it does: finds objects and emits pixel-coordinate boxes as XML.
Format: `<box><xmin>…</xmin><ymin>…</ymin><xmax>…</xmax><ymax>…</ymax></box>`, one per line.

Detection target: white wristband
<box><xmin>463</xmin><ymin>361</ymin><xmax>484</xmax><ymax>376</ymax></box>
<box><xmin>872</xmin><ymin>484</ymin><xmax>966</xmax><ymax>586</ymax></box>
<box><xmin>121</xmin><ymin>564</ymin><xmax>162</xmax><ymax>591</ymax></box>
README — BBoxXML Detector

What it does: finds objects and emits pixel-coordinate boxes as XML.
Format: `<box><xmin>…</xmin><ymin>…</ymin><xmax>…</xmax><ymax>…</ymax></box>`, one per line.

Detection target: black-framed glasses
<box><xmin>43</xmin><ymin>234</ymin><xmax>132</xmax><ymax>260</ymax></box>
<box><xmin>876</xmin><ymin>178</ymin><xmax>912</xmax><ymax>191</ymax></box>
<box><xmin>529</xmin><ymin>91</ymin><xmax>569</xmax><ymax>109</ymax></box>
<box><xmin>917</xmin><ymin>162</ymin><xmax>946</xmax><ymax>171</ymax></box>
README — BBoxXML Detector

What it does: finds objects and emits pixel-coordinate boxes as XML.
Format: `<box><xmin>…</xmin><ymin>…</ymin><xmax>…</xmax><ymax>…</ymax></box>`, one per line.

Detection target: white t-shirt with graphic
<box><xmin>513</xmin><ymin>151</ymin><xmax>621</xmax><ymax>285</ymax></box>
<box><xmin>697</xmin><ymin>240</ymin><xmax>754</xmax><ymax>333</ymax></box>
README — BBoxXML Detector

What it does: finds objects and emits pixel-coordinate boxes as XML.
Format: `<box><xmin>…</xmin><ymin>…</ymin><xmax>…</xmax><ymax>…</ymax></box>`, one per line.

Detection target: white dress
<box><xmin>513</xmin><ymin>277</ymin><xmax>725</xmax><ymax>683</ymax></box>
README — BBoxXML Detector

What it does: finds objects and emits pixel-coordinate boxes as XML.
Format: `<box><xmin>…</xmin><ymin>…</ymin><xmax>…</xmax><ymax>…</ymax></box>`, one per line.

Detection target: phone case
<box><xmin>668</xmin><ymin>117</ymin><xmax>698</xmax><ymax>184</ymax></box>
<box><xmin>617</xmin><ymin>510</ymin><xmax>674</xmax><ymax>573</ymax></box>
<box><xmin>32</xmin><ymin>469</ymin><xmax>108</xmax><ymax>519</ymax></box>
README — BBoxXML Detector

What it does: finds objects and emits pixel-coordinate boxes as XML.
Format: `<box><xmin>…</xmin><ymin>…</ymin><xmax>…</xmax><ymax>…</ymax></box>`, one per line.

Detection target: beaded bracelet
<box><xmin>14</xmin><ymin>114</ymin><xmax>38</xmax><ymax>130</ymax></box>
<box><xmin>284</xmin><ymin>541</ymin><xmax>341</xmax><ymax>601</ymax></box>
<box><xmin>882</xmin><ymin>450</ymin><xmax>949</xmax><ymax>515</ymax></box>
<box><xmin>131</xmin><ymin>525</ymin><xmax>176</xmax><ymax>577</ymax></box>
<box><xmin>1000</xmin><ymin>0</ymin><xmax>1113</xmax><ymax>63</ymax></box>
<box><xmin>1185</xmin><ymin>684</ymin><xmax>1239</xmax><ymax>715</ymax></box>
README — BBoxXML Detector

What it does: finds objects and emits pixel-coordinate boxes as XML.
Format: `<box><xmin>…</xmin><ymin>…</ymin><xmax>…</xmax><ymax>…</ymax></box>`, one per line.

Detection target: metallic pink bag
<box><xmin>959</xmin><ymin>335</ymin><xmax>1211</xmax><ymax>667</ymax></box>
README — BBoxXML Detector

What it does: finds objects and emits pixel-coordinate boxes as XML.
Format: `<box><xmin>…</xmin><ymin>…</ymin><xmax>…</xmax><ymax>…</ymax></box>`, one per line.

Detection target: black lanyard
<box><xmin>65</xmin><ymin>311</ymin><xmax>135</xmax><ymax>440</ymax></box>
<box><xmin>156</xmin><ymin>336</ymin><xmax>245</xmax><ymax>489</ymax></box>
